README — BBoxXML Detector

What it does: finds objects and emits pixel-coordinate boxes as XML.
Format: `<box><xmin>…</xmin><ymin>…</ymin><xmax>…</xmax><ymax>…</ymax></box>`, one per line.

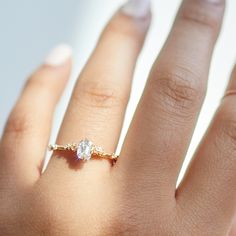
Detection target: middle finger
<box><xmin>118</xmin><ymin>0</ymin><xmax>225</xmax><ymax>196</ymax></box>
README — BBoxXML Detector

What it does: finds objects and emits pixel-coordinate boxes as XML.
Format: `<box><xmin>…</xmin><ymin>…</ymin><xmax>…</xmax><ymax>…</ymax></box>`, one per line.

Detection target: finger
<box><xmin>0</xmin><ymin>45</ymin><xmax>72</xmax><ymax>186</ymax></box>
<box><xmin>46</xmin><ymin>0</ymin><xmax>151</xmax><ymax>175</ymax></box>
<box><xmin>117</xmin><ymin>0</ymin><xmax>225</xmax><ymax>194</ymax></box>
<box><xmin>229</xmin><ymin>216</ymin><xmax>236</xmax><ymax>236</ymax></box>
<box><xmin>177</xmin><ymin>65</ymin><xmax>236</xmax><ymax>235</ymax></box>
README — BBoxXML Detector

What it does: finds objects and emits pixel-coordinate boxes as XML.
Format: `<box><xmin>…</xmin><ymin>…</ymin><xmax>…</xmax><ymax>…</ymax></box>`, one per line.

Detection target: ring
<box><xmin>48</xmin><ymin>138</ymin><xmax>119</xmax><ymax>162</ymax></box>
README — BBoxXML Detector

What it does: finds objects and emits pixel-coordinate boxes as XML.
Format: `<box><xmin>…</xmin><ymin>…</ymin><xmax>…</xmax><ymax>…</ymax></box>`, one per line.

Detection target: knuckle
<box><xmin>31</xmin><ymin>190</ymin><xmax>68</xmax><ymax>235</ymax></box>
<box><xmin>109</xmin><ymin>186</ymin><xmax>176</xmax><ymax>235</ymax></box>
<box><xmin>152</xmin><ymin>69</ymin><xmax>205</xmax><ymax>116</ymax></box>
<box><xmin>181</xmin><ymin>0</ymin><xmax>224</xmax><ymax>31</ymax></box>
<box><xmin>111</xmin><ymin>208</ymin><xmax>145</xmax><ymax>236</ymax></box>
<box><xmin>75</xmin><ymin>80</ymin><xmax>129</xmax><ymax>109</ymax></box>
<box><xmin>4</xmin><ymin>109</ymin><xmax>33</xmax><ymax>137</ymax></box>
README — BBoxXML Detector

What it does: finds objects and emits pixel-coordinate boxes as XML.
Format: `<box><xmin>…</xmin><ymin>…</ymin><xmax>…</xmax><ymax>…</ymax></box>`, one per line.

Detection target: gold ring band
<box><xmin>48</xmin><ymin>138</ymin><xmax>118</xmax><ymax>162</ymax></box>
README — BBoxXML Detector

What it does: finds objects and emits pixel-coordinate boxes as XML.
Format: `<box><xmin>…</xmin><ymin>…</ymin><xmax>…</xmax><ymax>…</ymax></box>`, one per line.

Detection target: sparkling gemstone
<box><xmin>95</xmin><ymin>146</ymin><xmax>103</xmax><ymax>152</ymax></box>
<box><xmin>76</xmin><ymin>139</ymin><xmax>93</xmax><ymax>161</ymax></box>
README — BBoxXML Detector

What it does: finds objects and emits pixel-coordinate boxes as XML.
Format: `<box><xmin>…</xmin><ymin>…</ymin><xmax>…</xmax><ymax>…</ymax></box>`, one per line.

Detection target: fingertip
<box><xmin>44</xmin><ymin>44</ymin><xmax>73</xmax><ymax>67</ymax></box>
<box><xmin>104</xmin><ymin>2</ymin><xmax>151</xmax><ymax>49</ymax></box>
<box><xmin>34</xmin><ymin>44</ymin><xmax>73</xmax><ymax>83</ymax></box>
<box><xmin>25</xmin><ymin>44</ymin><xmax>73</xmax><ymax>101</ymax></box>
<box><xmin>41</xmin><ymin>44</ymin><xmax>73</xmax><ymax>80</ymax></box>
<box><xmin>121</xmin><ymin>0</ymin><xmax>151</xmax><ymax>19</ymax></box>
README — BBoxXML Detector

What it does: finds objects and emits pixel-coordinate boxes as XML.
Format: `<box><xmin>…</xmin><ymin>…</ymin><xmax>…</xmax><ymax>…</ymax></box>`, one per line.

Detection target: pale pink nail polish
<box><xmin>205</xmin><ymin>0</ymin><xmax>224</xmax><ymax>4</ymax></box>
<box><xmin>121</xmin><ymin>0</ymin><xmax>151</xmax><ymax>18</ymax></box>
<box><xmin>44</xmin><ymin>44</ymin><xmax>72</xmax><ymax>66</ymax></box>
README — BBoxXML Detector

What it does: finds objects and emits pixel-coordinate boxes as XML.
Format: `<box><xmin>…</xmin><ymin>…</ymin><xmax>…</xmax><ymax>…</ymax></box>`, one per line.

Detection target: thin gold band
<box><xmin>48</xmin><ymin>139</ymin><xmax>118</xmax><ymax>161</ymax></box>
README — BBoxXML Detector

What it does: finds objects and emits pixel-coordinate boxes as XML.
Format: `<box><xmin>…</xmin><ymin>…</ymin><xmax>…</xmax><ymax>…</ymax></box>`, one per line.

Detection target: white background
<box><xmin>0</xmin><ymin>0</ymin><xmax>235</xmax><ymax>179</ymax></box>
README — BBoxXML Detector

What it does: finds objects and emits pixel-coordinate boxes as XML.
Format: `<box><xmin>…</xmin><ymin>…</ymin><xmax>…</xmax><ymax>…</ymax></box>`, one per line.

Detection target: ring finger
<box><xmin>45</xmin><ymin>0</ymin><xmax>151</xmax><ymax>176</ymax></box>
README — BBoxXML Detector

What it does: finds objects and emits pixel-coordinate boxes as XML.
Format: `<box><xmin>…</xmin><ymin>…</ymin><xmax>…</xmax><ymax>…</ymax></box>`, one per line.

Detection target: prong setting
<box><xmin>48</xmin><ymin>138</ymin><xmax>118</xmax><ymax>162</ymax></box>
<box><xmin>76</xmin><ymin>139</ymin><xmax>93</xmax><ymax>161</ymax></box>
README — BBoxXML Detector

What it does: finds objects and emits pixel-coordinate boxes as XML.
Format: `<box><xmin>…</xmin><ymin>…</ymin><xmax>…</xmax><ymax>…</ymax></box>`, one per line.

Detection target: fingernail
<box><xmin>121</xmin><ymin>0</ymin><xmax>151</xmax><ymax>18</ymax></box>
<box><xmin>205</xmin><ymin>0</ymin><xmax>224</xmax><ymax>4</ymax></box>
<box><xmin>44</xmin><ymin>44</ymin><xmax>72</xmax><ymax>66</ymax></box>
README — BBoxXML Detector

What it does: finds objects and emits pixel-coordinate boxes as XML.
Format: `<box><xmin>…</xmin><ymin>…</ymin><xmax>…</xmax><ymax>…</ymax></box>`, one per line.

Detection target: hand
<box><xmin>1</xmin><ymin>0</ymin><xmax>235</xmax><ymax>235</ymax></box>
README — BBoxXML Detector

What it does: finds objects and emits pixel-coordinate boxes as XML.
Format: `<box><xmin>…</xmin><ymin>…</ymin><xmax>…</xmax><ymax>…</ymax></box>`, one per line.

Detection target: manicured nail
<box><xmin>121</xmin><ymin>0</ymin><xmax>150</xmax><ymax>18</ymax></box>
<box><xmin>44</xmin><ymin>44</ymin><xmax>72</xmax><ymax>66</ymax></box>
<box><xmin>205</xmin><ymin>0</ymin><xmax>223</xmax><ymax>4</ymax></box>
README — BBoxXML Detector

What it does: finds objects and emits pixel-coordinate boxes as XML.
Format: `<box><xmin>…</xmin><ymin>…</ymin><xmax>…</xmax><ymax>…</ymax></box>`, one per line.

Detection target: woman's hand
<box><xmin>1</xmin><ymin>0</ymin><xmax>235</xmax><ymax>235</ymax></box>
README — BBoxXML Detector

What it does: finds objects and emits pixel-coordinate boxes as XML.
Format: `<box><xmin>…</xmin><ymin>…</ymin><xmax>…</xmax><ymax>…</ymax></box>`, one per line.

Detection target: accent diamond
<box><xmin>76</xmin><ymin>139</ymin><xmax>93</xmax><ymax>161</ymax></box>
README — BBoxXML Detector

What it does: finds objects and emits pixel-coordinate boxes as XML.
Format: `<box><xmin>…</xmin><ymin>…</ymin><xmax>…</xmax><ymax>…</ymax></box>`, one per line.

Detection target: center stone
<box><xmin>76</xmin><ymin>139</ymin><xmax>93</xmax><ymax>161</ymax></box>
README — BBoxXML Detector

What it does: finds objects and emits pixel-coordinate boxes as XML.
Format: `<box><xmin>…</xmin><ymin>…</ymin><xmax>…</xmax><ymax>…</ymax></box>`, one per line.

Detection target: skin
<box><xmin>0</xmin><ymin>0</ymin><xmax>236</xmax><ymax>235</ymax></box>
